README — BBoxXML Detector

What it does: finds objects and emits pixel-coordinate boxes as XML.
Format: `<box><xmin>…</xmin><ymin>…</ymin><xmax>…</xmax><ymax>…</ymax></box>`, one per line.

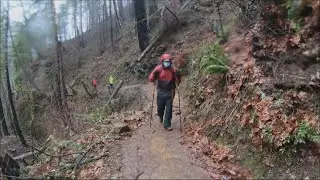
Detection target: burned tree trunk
<box><xmin>4</xmin><ymin>0</ymin><xmax>27</xmax><ymax>147</ymax></box>
<box><xmin>0</xmin><ymin>98</ymin><xmax>9</xmax><ymax>136</ymax></box>
<box><xmin>0</xmin><ymin>84</ymin><xmax>14</xmax><ymax>135</ymax></box>
<box><xmin>134</xmin><ymin>0</ymin><xmax>150</xmax><ymax>51</ymax></box>
<box><xmin>50</xmin><ymin>0</ymin><xmax>67</xmax><ymax>110</ymax></box>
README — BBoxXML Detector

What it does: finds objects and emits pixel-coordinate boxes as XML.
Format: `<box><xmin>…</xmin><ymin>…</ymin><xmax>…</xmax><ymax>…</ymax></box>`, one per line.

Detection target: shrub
<box><xmin>293</xmin><ymin>121</ymin><xmax>320</xmax><ymax>145</ymax></box>
<box><xmin>199</xmin><ymin>44</ymin><xmax>229</xmax><ymax>74</ymax></box>
<box><xmin>280</xmin><ymin>121</ymin><xmax>320</xmax><ymax>153</ymax></box>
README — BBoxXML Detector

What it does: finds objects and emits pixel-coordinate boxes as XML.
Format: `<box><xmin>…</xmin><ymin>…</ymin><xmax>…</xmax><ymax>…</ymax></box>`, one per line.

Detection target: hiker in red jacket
<box><xmin>148</xmin><ymin>53</ymin><xmax>181</xmax><ymax>131</ymax></box>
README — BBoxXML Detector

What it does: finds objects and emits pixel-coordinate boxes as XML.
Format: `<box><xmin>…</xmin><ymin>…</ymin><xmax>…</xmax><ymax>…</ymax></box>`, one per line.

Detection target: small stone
<box><xmin>286</xmin><ymin>161</ymin><xmax>292</xmax><ymax>166</ymax></box>
<box><xmin>262</xmin><ymin>159</ymin><xmax>274</xmax><ymax>167</ymax></box>
<box><xmin>113</xmin><ymin>122</ymin><xmax>131</xmax><ymax>134</ymax></box>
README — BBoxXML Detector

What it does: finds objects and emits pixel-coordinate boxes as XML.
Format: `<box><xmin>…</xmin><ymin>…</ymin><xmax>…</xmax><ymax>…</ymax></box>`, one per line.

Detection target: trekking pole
<box><xmin>150</xmin><ymin>84</ymin><xmax>155</xmax><ymax>127</ymax></box>
<box><xmin>177</xmin><ymin>86</ymin><xmax>182</xmax><ymax>132</ymax></box>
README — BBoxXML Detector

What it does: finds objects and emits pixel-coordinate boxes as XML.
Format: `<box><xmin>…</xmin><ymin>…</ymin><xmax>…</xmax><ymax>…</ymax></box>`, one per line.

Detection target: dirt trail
<box><xmin>121</xmin><ymin>84</ymin><xmax>211</xmax><ymax>179</ymax></box>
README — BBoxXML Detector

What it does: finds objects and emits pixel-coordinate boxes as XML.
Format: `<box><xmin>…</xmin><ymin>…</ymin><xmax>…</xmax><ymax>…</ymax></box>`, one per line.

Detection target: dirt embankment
<box><xmin>180</xmin><ymin>1</ymin><xmax>320</xmax><ymax>179</ymax></box>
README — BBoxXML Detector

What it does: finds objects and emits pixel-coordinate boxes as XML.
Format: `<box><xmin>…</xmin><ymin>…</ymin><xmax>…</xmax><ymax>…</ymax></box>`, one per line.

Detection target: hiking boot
<box><xmin>159</xmin><ymin>117</ymin><xmax>163</xmax><ymax>123</ymax></box>
<box><xmin>165</xmin><ymin>127</ymin><xmax>172</xmax><ymax>131</ymax></box>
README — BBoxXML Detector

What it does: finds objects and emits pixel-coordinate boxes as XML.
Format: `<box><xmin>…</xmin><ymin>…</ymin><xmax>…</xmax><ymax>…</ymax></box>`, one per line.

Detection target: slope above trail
<box><xmin>121</xmin><ymin>84</ymin><xmax>211</xmax><ymax>179</ymax></box>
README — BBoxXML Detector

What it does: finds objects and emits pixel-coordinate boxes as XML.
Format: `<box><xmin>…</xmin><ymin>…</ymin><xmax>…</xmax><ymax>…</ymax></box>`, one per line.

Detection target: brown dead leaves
<box><xmin>183</xmin><ymin>123</ymin><xmax>251</xmax><ymax>179</ymax></box>
<box><xmin>241</xmin><ymin>90</ymin><xmax>318</xmax><ymax>148</ymax></box>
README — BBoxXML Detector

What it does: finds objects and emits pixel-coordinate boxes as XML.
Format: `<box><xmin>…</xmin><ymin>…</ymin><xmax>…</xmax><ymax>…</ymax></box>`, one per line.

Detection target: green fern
<box><xmin>200</xmin><ymin>44</ymin><xmax>229</xmax><ymax>74</ymax></box>
<box><xmin>204</xmin><ymin>64</ymin><xmax>229</xmax><ymax>74</ymax></box>
<box><xmin>294</xmin><ymin>122</ymin><xmax>320</xmax><ymax>145</ymax></box>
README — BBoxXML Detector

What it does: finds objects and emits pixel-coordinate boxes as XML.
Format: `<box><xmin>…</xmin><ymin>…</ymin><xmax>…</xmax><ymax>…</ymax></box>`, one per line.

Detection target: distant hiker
<box><xmin>148</xmin><ymin>53</ymin><xmax>181</xmax><ymax>131</ymax></box>
<box><xmin>92</xmin><ymin>79</ymin><xmax>98</xmax><ymax>94</ymax></box>
<box><xmin>92</xmin><ymin>79</ymin><xmax>97</xmax><ymax>89</ymax></box>
<box><xmin>108</xmin><ymin>75</ymin><xmax>115</xmax><ymax>95</ymax></box>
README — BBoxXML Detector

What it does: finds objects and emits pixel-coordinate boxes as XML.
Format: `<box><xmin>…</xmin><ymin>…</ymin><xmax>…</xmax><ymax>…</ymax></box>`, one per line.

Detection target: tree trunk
<box><xmin>109</xmin><ymin>0</ymin><xmax>114</xmax><ymax>48</ymax></box>
<box><xmin>72</xmin><ymin>0</ymin><xmax>78</xmax><ymax>37</ymax></box>
<box><xmin>0</xmin><ymin>98</ymin><xmax>9</xmax><ymax>136</ymax></box>
<box><xmin>118</xmin><ymin>0</ymin><xmax>124</xmax><ymax>21</ymax></box>
<box><xmin>148</xmin><ymin>0</ymin><xmax>158</xmax><ymax>31</ymax></box>
<box><xmin>99</xmin><ymin>13</ymin><xmax>104</xmax><ymax>54</ymax></box>
<box><xmin>113</xmin><ymin>0</ymin><xmax>121</xmax><ymax>33</ymax></box>
<box><xmin>134</xmin><ymin>0</ymin><xmax>149</xmax><ymax>52</ymax></box>
<box><xmin>0</xmin><ymin>84</ymin><xmax>14</xmax><ymax>135</ymax></box>
<box><xmin>79</xmin><ymin>0</ymin><xmax>85</xmax><ymax>47</ymax></box>
<box><xmin>215</xmin><ymin>0</ymin><xmax>224</xmax><ymax>37</ymax></box>
<box><xmin>50</xmin><ymin>0</ymin><xmax>67</xmax><ymax>110</ymax></box>
<box><xmin>4</xmin><ymin>0</ymin><xmax>27</xmax><ymax>147</ymax></box>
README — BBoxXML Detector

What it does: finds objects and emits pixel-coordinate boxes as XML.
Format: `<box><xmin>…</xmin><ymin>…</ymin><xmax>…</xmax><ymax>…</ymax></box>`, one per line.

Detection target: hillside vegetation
<box><xmin>0</xmin><ymin>0</ymin><xmax>319</xmax><ymax>179</ymax></box>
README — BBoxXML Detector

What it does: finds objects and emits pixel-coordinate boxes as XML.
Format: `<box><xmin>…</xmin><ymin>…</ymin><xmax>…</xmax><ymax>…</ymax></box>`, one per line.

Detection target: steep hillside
<box><xmin>2</xmin><ymin>0</ymin><xmax>319</xmax><ymax>179</ymax></box>
<box><xmin>180</xmin><ymin>0</ymin><xmax>320</xmax><ymax>179</ymax></box>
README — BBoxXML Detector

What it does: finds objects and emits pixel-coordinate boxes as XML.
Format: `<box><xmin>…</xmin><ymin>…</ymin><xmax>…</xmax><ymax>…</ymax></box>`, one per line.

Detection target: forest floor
<box><xmin>21</xmin><ymin>83</ymin><xmax>246</xmax><ymax>179</ymax></box>
<box><xmin>120</xmin><ymin>83</ymin><xmax>212</xmax><ymax>179</ymax></box>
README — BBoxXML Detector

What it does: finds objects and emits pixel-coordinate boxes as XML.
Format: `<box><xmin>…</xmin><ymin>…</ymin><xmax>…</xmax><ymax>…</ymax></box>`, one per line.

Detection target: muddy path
<box><xmin>121</xmin><ymin>84</ymin><xmax>211</xmax><ymax>179</ymax></box>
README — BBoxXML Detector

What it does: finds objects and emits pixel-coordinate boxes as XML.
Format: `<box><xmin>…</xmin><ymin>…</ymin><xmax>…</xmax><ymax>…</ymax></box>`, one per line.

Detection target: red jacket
<box><xmin>92</xmin><ymin>79</ymin><xmax>97</xmax><ymax>87</ymax></box>
<box><xmin>148</xmin><ymin>65</ymin><xmax>180</xmax><ymax>91</ymax></box>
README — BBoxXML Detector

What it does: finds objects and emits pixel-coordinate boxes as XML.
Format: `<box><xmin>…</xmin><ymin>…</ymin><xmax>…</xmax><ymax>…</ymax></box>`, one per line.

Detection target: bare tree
<box><xmin>109</xmin><ymin>0</ymin><xmax>114</xmax><ymax>48</ymax></box>
<box><xmin>113</xmin><ymin>0</ymin><xmax>122</xmax><ymax>35</ymax></box>
<box><xmin>4</xmin><ymin>0</ymin><xmax>27</xmax><ymax>147</ymax></box>
<box><xmin>118</xmin><ymin>0</ymin><xmax>124</xmax><ymax>21</ymax></box>
<box><xmin>71</xmin><ymin>0</ymin><xmax>78</xmax><ymax>37</ymax></box>
<box><xmin>134</xmin><ymin>0</ymin><xmax>149</xmax><ymax>51</ymax></box>
<box><xmin>79</xmin><ymin>0</ymin><xmax>85</xmax><ymax>47</ymax></box>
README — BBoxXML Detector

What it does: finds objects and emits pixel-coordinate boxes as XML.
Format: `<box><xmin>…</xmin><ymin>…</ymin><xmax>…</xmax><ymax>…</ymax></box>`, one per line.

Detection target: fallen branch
<box><xmin>81</xmin><ymin>81</ymin><xmax>95</xmax><ymax>97</ymax></box>
<box><xmin>135</xmin><ymin>171</ymin><xmax>144</xmax><ymax>180</ymax></box>
<box><xmin>31</xmin><ymin>146</ymin><xmax>83</xmax><ymax>157</ymax></box>
<box><xmin>164</xmin><ymin>6</ymin><xmax>180</xmax><ymax>25</ymax></box>
<box><xmin>72</xmin><ymin>139</ymin><xmax>103</xmax><ymax>175</ymax></box>
<box><xmin>68</xmin><ymin>83</ymin><xmax>78</xmax><ymax>95</ymax></box>
<box><xmin>12</xmin><ymin>152</ymin><xmax>38</xmax><ymax>161</ymax></box>
<box><xmin>66</xmin><ymin>152</ymin><xmax>109</xmax><ymax>170</ymax></box>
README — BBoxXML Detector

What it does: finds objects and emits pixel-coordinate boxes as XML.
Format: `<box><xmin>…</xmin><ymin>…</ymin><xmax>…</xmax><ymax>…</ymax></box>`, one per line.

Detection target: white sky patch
<box><xmin>10</xmin><ymin>0</ymin><xmax>66</xmax><ymax>23</ymax></box>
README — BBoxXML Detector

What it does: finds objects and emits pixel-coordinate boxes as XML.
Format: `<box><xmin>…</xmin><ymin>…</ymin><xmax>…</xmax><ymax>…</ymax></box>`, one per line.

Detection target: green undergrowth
<box><xmin>199</xmin><ymin>43</ymin><xmax>229</xmax><ymax>74</ymax></box>
<box><xmin>185</xmin><ymin>54</ymin><xmax>319</xmax><ymax>179</ymax></box>
<box><xmin>205</xmin><ymin>118</ymin><xmax>320</xmax><ymax>179</ymax></box>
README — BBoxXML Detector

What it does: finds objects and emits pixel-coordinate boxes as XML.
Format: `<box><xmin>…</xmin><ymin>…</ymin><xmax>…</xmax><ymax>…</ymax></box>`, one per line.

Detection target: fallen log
<box><xmin>106</xmin><ymin>80</ymin><xmax>124</xmax><ymax>104</ymax></box>
<box><xmin>136</xmin><ymin>4</ymin><xmax>187</xmax><ymax>62</ymax></box>
<box><xmin>274</xmin><ymin>82</ymin><xmax>320</xmax><ymax>91</ymax></box>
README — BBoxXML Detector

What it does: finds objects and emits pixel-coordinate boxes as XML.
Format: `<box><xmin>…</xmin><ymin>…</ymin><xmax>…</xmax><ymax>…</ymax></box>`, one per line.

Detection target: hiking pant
<box><xmin>108</xmin><ymin>84</ymin><xmax>114</xmax><ymax>95</ymax></box>
<box><xmin>157</xmin><ymin>90</ymin><xmax>173</xmax><ymax>128</ymax></box>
